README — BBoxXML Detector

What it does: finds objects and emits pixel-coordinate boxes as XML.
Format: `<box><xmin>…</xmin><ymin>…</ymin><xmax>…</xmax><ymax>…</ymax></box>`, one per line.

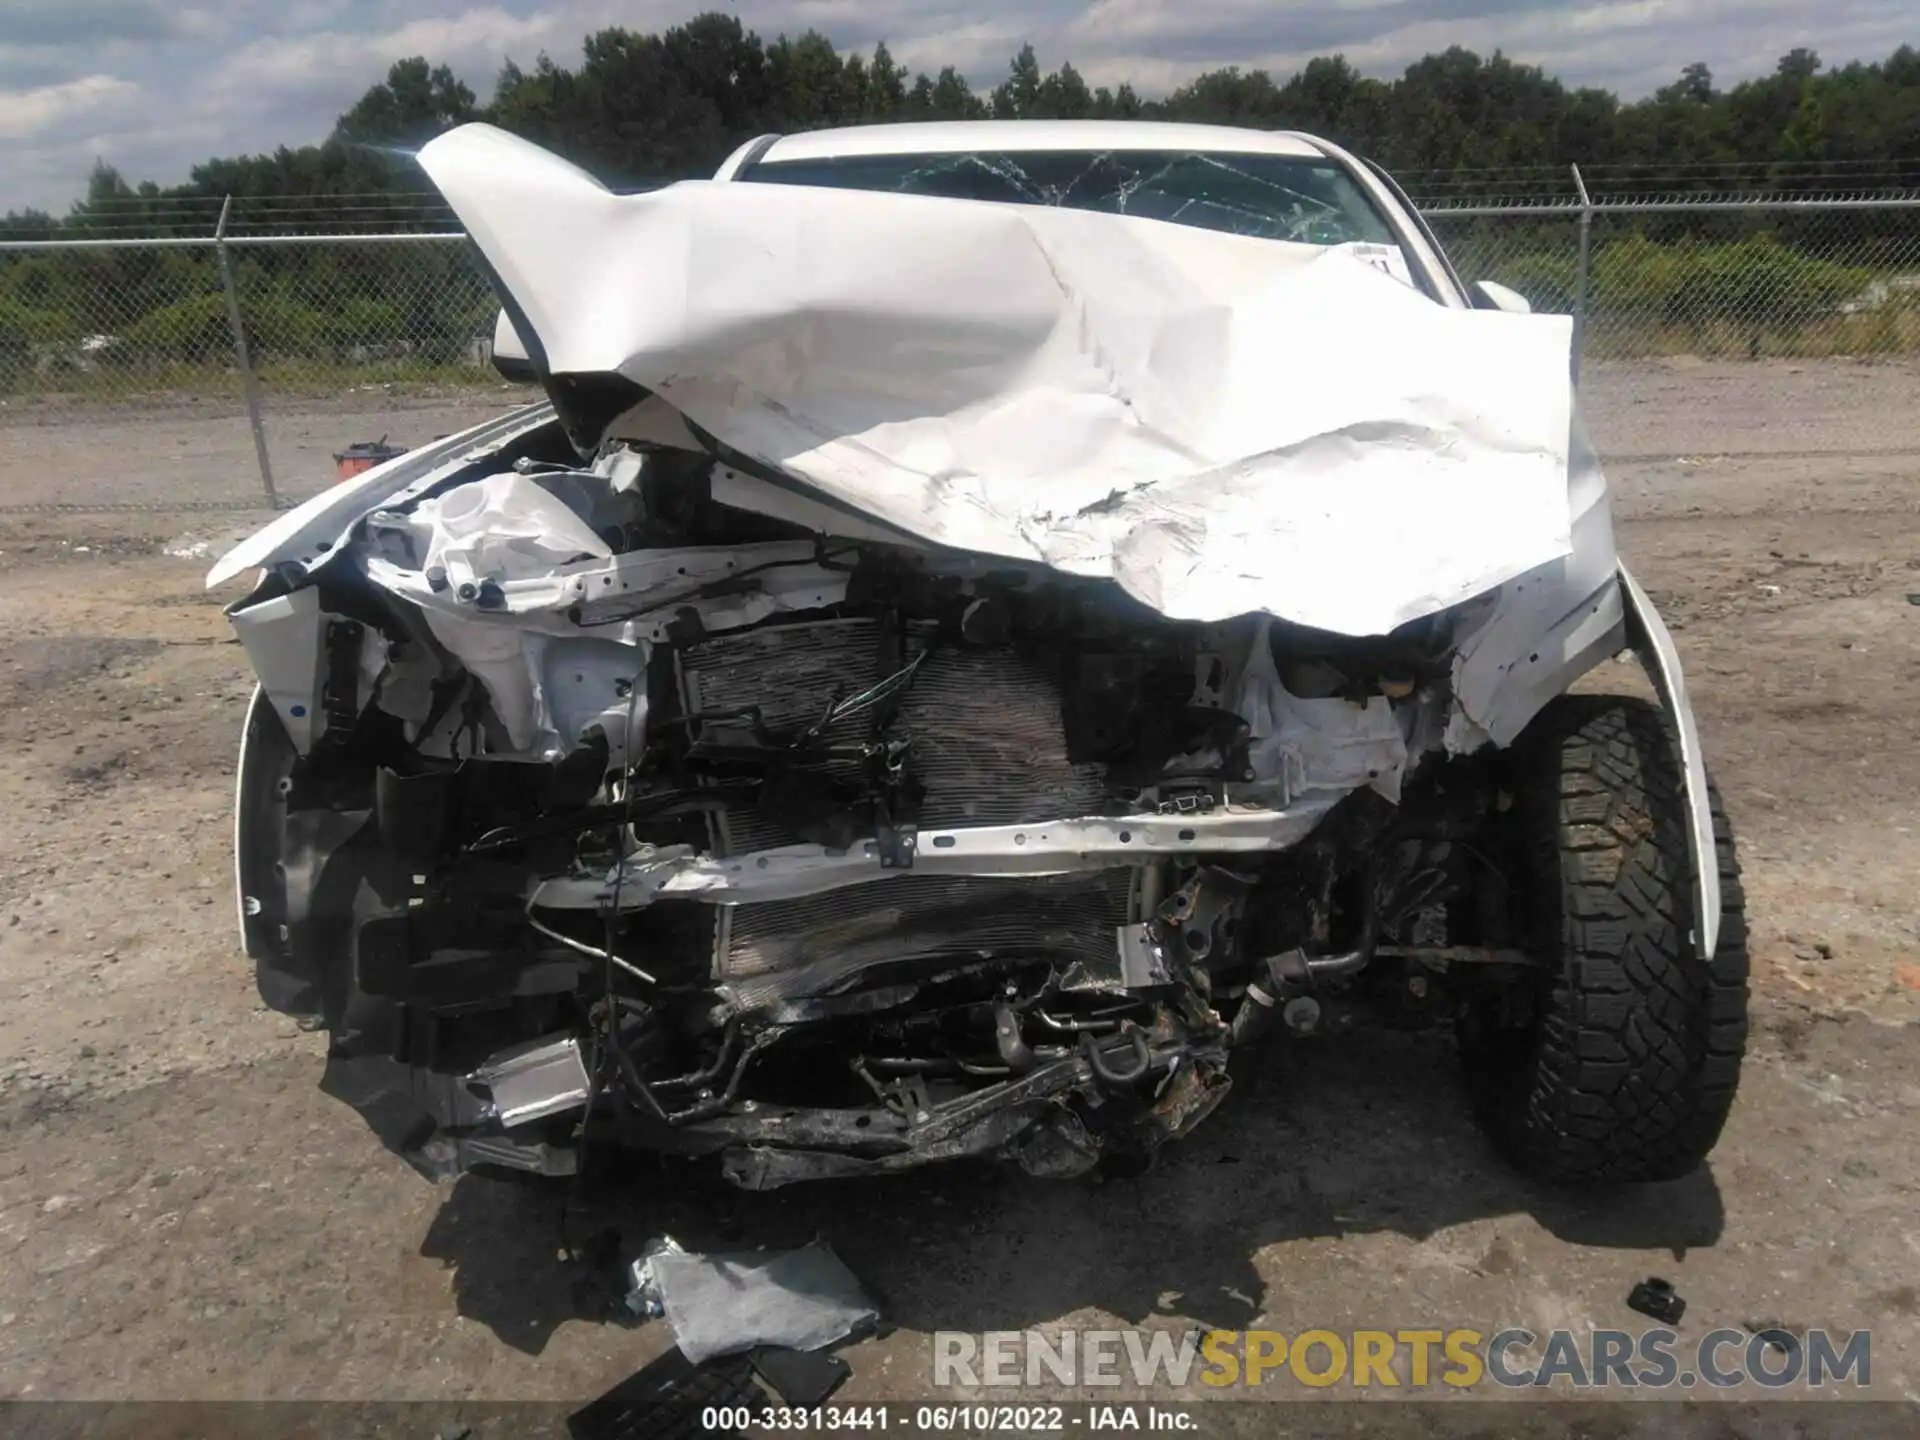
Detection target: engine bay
<box><xmin>224</xmin><ymin>419</ymin><xmax>1540</xmax><ymax>1188</ymax></box>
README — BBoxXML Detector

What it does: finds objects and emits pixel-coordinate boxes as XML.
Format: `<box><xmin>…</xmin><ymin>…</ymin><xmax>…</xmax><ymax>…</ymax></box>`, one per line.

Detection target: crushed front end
<box><xmin>221</xmin><ymin>419</ymin><xmax>1596</xmax><ymax>1188</ymax></box>
<box><xmin>214</xmin><ymin>121</ymin><xmax>1657</xmax><ymax>1190</ymax></box>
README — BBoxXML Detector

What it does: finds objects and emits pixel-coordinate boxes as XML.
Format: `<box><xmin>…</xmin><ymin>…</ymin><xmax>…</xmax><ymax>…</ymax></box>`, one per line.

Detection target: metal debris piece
<box><xmin>1627</xmin><ymin>1276</ymin><xmax>1686</xmax><ymax>1325</ymax></box>
<box><xmin>750</xmin><ymin>1346</ymin><xmax>852</xmax><ymax>1408</ymax></box>
<box><xmin>1743</xmin><ymin>1321</ymin><xmax>1803</xmax><ymax>1359</ymax></box>
<box><xmin>568</xmin><ymin>1347</ymin><xmax>761</xmax><ymax>1440</ymax></box>
<box><xmin>1116</xmin><ymin>923</ymin><xmax>1172</xmax><ymax>988</ymax></box>
<box><xmin>622</xmin><ymin>1234</ymin><xmax>687</xmax><ymax>1320</ymax></box>
<box><xmin>653</xmin><ymin>1240</ymin><xmax>879</xmax><ymax>1364</ymax></box>
<box><xmin>469</xmin><ymin>1033</ymin><xmax>590</xmax><ymax>1127</ymax></box>
<box><xmin>450</xmin><ymin>1134</ymin><xmax>577</xmax><ymax>1177</ymax></box>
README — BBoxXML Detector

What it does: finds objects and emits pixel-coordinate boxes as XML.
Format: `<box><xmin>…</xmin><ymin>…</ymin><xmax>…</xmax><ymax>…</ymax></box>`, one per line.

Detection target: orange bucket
<box><xmin>333</xmin><ymin>439</ymin><xmax>408</xmax><ymax>481</ymax></box>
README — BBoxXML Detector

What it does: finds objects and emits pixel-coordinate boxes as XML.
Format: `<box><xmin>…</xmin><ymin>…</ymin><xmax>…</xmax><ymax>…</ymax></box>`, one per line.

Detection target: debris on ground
<box><xmin>163</xmin><ymin>523</ymin><xmax>260</xmax><ymax>561</ymax></box>
<box><xmin>1744</xmin><ymin>1320</ymin><xmax>1804</xmax><ymax>1358</ymax></box>
<box><xmin>1627</xmin><ymin>1276</ymin><xmax>1687</xmax><ymax>1324</ymax></box>
<box><xmin>162</xmin><ymin>532</ymin><xmax>219</xmax><ymax>561</ymax></box>
<box><xmin>750</xmin><ymin>1345</ymin><xmax>853</xmax><ymax>1407</ymax></box>
<box><xmin>566</xmin><ymin>1340</ymin><xmax>855</xmax><ymax>1437</ymax></box>
<box><xmin>568</xmin><ymin>1347</ymin><xmax>762</xmax><ymax>1440</ymax></box>
<box><xmin>653</xmin><ymin>1240</ymin><xmax>879</xmax><ymax>1364</ymax></box>
<box><xmin>621</xmin><ymin>1234</ymin><xmax>686</xmax><ymax>1320</ymax></box>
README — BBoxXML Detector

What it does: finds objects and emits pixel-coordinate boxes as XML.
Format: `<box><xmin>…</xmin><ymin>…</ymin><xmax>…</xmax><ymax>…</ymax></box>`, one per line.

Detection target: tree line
<box><xmin>1</xmin><ymin>21</ymin><xmax>1916</xmax><ymax>384</ymax></box>
<box><xmin>4</xmin><ymin>20</ymin><xmax>1918</xmax><ymax>235</ymax></box>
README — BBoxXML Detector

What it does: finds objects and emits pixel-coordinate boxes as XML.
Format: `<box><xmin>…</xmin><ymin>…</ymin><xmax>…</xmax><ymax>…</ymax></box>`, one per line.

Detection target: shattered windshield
<box><xmin>742</xmin><ymin>149</ymin><xmax>1397</xmax><ymax>247</ymax></box>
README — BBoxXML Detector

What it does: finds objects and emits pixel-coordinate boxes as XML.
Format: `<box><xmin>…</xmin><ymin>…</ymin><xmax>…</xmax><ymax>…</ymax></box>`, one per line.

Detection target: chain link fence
<box><xmin>0</xmin><ymin>230</ymin><xmax>533</xmax><ymax>512</ymax></box>
<box><xmin>227</xmin><ymin>238</ymin><xmax>502</xmax><ymax>388</ymax></box>
<box><xmin>1426</xmin><ymin>194</ymin><xmax>1920</xmax><ymax>462</ymax></box>
<box><xmin>1</xmin><ymin>241</ymin><xmax>233</xmax><ymax>402</ymax></box>
<box><xmin>1427</xmin><ymin>200</ymin><xmax>1920</xmax><ymax>361</ymax></box>
<box><xmin>2</xmin><ymin>190</ymin><xmax>1917</xmax><ymax>512</ymax></box>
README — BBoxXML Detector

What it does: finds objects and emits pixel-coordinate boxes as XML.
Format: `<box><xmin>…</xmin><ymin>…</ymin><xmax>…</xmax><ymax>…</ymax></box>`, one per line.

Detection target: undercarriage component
<box><xmin>708</xmin><ymin>1027</ymin><xmax>1207</xmax><ymax>1191</ymax></box>
<box><xmin>716</xmin><ymin>871</ymin><xmax>1136</xmax><ymax>1011</ymax></box>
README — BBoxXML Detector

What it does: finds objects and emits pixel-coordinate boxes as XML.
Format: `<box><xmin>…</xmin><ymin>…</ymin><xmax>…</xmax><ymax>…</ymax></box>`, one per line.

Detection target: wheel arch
<box><xmin>1616</xmin><ymin>563</ymin><xmax>1722</xmax><ymax>961</ymax></box>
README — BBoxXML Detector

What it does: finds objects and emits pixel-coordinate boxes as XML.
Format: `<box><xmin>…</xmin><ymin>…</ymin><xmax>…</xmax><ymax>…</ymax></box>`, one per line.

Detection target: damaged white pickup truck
<box><xmin>212</xmin><ymin>119</ymin><xmax>1747</xmax><ymax>1191</ymax></box>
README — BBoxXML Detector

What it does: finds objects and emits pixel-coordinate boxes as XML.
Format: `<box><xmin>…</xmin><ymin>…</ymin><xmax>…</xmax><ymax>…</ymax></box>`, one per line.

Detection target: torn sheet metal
<box><xmin>348</xmin><ymin>463</ymin><xmax>851</xmax><ymax>761</ymax></box>
<box><xmin>416</xmin><ymin>123</ymin><xmax>1577</xmax><ymax>638</ymax></box>
<box><xmin>470</xmin><ymin>1033</ymin><xmax>591</xmax><ymax>1126</ymax></box>
<box><xmin>206</xmin><ymin>405</ymin><xmax>554</xmax><ymax>589</ymax></box>
<box><xmin>1236</xmin><ymin>617</ymin><xmax>1410</xmax><ymax>803</ymax></box>
<box><xmin>623</xmin><ymin>1234</ymin><xmax>687</xmax><ymax>1320</ymax></box>
<box><xmin>1445</xmin><ymin>419</ymin><xmax>1624</xmax><ymax>754</ymax></box>
<box><xmin>1117</xmin><ymin>923</ymin><xmax>1173</xmax><ymax>987</ymax></box>
<box><xmin>227</xmin><ymin>587</ymin><xmax>383</xmax><ymax>752</ymax></box>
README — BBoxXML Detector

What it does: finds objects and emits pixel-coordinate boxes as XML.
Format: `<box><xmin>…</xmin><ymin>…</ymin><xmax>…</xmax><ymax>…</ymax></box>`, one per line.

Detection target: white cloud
<box><xmin>212</xmin><ymin>7</ymin><xmax>559</xmax><ymax>94</ymax></box>
<box><xmin>197</xmin><ymin>6</ymin><xmax>561</xmax><ymax>131</ymax></box>
<box><xmin>889</xmin><ymin>21</ymin><xmax>1031</xmax><ymax>77</ymax></box>
<box><xmin>0</xmin><ymin>0</ymin><xmax>1911</xmax><ymax>212</ymax></box>
<box><xmin>0</xmin><ymin>73</ymin><xmax>139</xmax><ymax>141</ymax></box>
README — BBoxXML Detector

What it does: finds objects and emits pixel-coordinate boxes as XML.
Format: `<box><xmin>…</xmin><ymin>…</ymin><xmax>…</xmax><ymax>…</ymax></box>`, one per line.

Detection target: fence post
<box><xmin>1571</xmin><ymin>164</ymin><xmax>1592</xmax><ymax>389</ymax></box>
<box><xmin>215</xmin><ymin>196</ymin><xmax>278</xmax><ymax>507</ymax></box>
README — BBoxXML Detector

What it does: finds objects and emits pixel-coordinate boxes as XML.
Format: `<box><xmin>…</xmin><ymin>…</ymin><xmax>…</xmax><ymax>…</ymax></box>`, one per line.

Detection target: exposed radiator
<box><xmin>677</xmin><ymin>617</ymin><xmax>1123</xmax><ymax>995</ymax></box>
<box><xmin>678</xmin><ymin>617</ymin><xmax>1108</xmax><ymax>856</ymax></box>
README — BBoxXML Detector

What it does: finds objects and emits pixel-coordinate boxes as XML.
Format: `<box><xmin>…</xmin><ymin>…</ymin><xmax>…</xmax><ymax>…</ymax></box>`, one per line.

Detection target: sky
<box><xmin>0</xmin><ymin>0</ymin><xmax>1910</xmax><ymax>211</ymax></box>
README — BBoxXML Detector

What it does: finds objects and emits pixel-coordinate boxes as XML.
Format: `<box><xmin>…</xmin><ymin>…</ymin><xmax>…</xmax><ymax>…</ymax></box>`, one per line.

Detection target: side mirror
<box><xmin>490</xmin><ymin>309</ymin><xmax>538</xmax><ymax>383</ymax></box>
<box><xmin>1470</xmin><ymin>280</ymin><xmax>1533</xmax><ymax>315</ymax></box>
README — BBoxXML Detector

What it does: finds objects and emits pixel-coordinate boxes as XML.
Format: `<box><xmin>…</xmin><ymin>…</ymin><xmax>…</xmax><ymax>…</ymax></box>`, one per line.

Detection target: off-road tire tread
<box><xmin>1463</xmin><ymin>694</ymin><xmax>1748</xmax><ymax>1183</ymax></box>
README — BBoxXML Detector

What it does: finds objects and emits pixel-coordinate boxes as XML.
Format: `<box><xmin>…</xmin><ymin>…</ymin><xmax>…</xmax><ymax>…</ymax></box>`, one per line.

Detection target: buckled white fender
<box><xmin>1618</xmin><ymin>563</ymin><xmax>1722</xmax><ymax>960</ymax></box>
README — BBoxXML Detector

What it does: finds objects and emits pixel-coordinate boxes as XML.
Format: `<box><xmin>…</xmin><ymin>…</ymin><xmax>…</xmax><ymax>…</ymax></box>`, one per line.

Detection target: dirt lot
<box><xmin>0</xmin><ymin>357</ymin><xmax>1917</xmax><ymax>1416</ymax></box>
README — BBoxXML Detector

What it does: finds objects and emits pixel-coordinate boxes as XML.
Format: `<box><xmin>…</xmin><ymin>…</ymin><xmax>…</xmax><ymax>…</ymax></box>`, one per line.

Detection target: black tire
<box><xmin>1458</xmin><ymin>694</ymin><xmax>1749</xmax><ymax>1184</ymax></box>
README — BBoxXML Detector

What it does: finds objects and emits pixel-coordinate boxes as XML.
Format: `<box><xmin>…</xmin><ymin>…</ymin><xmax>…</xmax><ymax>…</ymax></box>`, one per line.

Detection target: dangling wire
<box><xmin>559</xmin><ymin>662</ymin><xmax>649</xmax><ymax>1263</ymax></box>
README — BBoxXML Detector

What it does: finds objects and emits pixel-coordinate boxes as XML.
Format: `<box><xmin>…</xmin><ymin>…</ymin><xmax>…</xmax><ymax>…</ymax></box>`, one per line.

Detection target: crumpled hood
<box><xmin>415</xmin><ymin>123</ymin><xmax>1579</xmax><ymax>637</ymax></box>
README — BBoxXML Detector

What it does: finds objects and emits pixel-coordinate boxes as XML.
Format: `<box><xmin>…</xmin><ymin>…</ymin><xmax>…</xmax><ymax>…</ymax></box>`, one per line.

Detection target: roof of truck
<box><xmin>749</xmin><ymin>120</ymin><xmax>1334</xmax><ymax>165</ymax></box>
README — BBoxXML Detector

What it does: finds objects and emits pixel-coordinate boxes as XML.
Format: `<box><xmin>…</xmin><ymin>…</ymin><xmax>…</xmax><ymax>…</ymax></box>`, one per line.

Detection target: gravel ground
<box><xmin>0</xmin><ymin>385</ymin><xmax>538</xmax><ymax>512</ymax></box>
<box><xmin>0</xmin><ymin>358</ymin><xmax>1916</xmax><ymax>1421</ymax></box>
<box><xmin>0</xmin><ymin>354</ymin><xmax>1915</xmax><ymax>513</ymax></box>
